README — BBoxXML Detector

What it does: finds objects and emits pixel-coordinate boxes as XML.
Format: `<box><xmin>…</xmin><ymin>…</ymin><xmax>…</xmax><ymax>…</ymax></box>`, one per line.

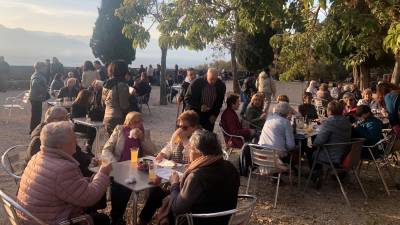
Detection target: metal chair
<box><xmin>304</xmin><ymin>139</ymin><xmax>367</xmax><ymax>206</ymax></box>
<box><xmin>1</xmin><ymin>145</ymin><xmax>27</xmax><ymax>184</ymax></box>
<box><xmin>2</xmin><ymin>90</ymin><xmax>29</xmax><ymax>124</ymax></box>
<box><xmin>219</xmin><ymin>123</ymin><xmax>245</xmax><ymax>160</ymax></box>
<box><xmin>0</xmin><ymin>189</ymin><xmax>47</xmax><ymax>225</ymax></box>
<box><xmin>313</xmin><ymin>98</ymin><xmax>328</xmax><ymax>119</ymax></box>
<box><xmin>362</xmin><ymin>134</ymin><xmax>399</xmax><ymax>196</ymax></box>
<box><xmin>176</xmin><ymin>195</ymin><xmax>257</xmax><ymax>225</ymax></box>
<box><xmin>246</xmin><ymin>144</ymin><xmax>289</xmax><ymax>208</ymax></box>
<box><xmin>138</xmin><ymin>93</ymin><xmax>151</xmax><ymax>113</ymax></box>
<box><xmin>0</xmin><ymin>190</ymin><xmax>91</xmax><ymax>225</ymax></box>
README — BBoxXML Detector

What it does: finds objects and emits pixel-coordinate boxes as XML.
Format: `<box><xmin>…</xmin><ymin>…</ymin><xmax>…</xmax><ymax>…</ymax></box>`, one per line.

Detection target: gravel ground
<box><xmin>1</xmin><ymin>81</ymin><xmax>400</xmax><ymax>225</ymax></box>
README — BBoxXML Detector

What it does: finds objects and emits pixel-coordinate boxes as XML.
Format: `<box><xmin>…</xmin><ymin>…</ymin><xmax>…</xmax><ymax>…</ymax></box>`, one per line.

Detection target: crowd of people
<box><xmin>8</xmin><ymin>56</ymin><xmax>400</xmax><ymax>225</ymax></box>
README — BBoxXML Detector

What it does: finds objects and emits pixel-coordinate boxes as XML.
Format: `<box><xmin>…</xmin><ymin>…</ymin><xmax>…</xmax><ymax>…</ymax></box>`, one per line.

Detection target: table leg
<box><xmin>132</xmin><ymin>191</ymin><xmax>138</xmax><ymax>225</ymax></box>
<box><xmin>298</xmin><ymin>141</ymin><xmax>302</xmax><ymax>187</ymax></box>
<box><xmin>94</xmin><ymin>127</ymin><xmax>100</xmax><ymax>157</ymax></box>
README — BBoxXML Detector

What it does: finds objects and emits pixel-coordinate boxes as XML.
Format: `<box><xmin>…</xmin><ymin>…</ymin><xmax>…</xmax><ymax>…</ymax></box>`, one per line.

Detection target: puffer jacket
<box><xmin>17</xmin><ymin>146</ymin><xmax>109</xmax><ymax>225</ymax></box>
<box><xmin>29</xmin><ymin>72</ymin><xmax>49</xmax><ymax>102</ymax></box>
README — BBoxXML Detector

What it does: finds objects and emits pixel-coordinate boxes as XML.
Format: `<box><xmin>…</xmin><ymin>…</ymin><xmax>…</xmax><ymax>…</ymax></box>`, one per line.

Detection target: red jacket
<box><xmin>220</xmin><ymin>107</ymin><xmax>251</xmax><ymax>148</ymax></box>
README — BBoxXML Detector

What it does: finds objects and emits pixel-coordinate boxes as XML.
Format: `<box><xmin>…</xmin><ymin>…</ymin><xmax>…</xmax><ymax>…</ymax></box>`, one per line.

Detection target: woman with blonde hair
<box><xmin>102</xmin><ymin>111</ymin><xmax>150</xmax><ymax>224</ymax></box>
<box><xmin>245</xmin><ymin>92</ymin><xmax>266</xmax><ymax>130</ymax></box>
<box><xmin>256</xmin><ymin>70</ymin><xmax>276</xmax><ymax>112</ymax></box>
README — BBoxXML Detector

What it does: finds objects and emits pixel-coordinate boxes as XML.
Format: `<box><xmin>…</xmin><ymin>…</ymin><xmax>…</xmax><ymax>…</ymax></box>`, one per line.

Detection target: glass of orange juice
<box><xmin>130</xmin><ymin>147</ymin><xmax>139</xmax><ymax>165</ymax></box>
<box><xmin>148</xmin><ymin>161</ymin><xmax>157</xmax><ymax>182</ymax></box>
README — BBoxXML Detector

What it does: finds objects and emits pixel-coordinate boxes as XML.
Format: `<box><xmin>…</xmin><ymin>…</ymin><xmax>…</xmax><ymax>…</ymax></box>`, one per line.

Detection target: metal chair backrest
<box><xmin>0</xmin><ymin>189</ymin><xmax>47</xmax><ymax>225</ymax></box>
<box><xmin>219</xmin><ymin>123</ymin><xmax>245</xmax><ymax>146</ymax></box>
<box><xmin>177</xmin><ymin>195</ymin><xmax>257</xmax><ymax>225</ymax></box>
<box><xmin>248</xmin><ymin>144</ymin><xmax>283</xmax><ymax>170</ymax></box>
<box><xmin>1</xmin><ymin>145</ymin><xmax>28</xmax><ymax>184</ymax></box>
<box><xmin>323</xmin><ymin>138</ymin><xmax>365</xmax><ymax>170</ymax></box>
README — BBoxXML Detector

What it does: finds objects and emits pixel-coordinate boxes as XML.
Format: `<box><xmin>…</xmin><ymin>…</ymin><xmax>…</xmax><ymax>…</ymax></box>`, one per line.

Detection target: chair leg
<box><xmin>304</xmin><ymin>149</ymin><xmax>319</xmax><ymax>192</ymax></box>
<box><xmin>274</xmin><ymin>173</ymin><xmax>281</xmax><ymax>208</ymax></box>
<box><xmin>326</xmin><ymin>154</ymin><xmax>350</xmax><ymax>206</ymax></box>
<box><xmin>246</xmin><ymin>171</ymin><xmax>252</xmax><ymax>194</ymax></box>
<box><xmin>146</xmin><ymin>103</ymin><xmax>151</xmax><ymax>113</ymax></box>
<box><xmin>369</xmin><ymin>148</ymin><xmax>391</xmax><ymax>196</ymax></box>
<box><xmin>352</xmin><ymin>169</ymin><xmax>368</xmax><ymax>201</ymax></box>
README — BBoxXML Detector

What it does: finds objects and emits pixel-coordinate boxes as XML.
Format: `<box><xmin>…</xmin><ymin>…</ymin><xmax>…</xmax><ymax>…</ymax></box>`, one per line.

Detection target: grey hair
<box><xmin>40</xmin><ymin>121</ymin><xmax>74</xmax><ymax>149</ymax></box>
<box><xmin>34</xmin><ymin>62</ymin><xmax>46</xmax><ymax>71</ymax></box>
<box><xmin>274</xmin><ymin>102</ymin><xmax>291</xmax><ymax>116</ymax></box>
<box><xmin>343</xmin><ymin>92</ymin><xmax>355</xmax><ymax>99</ymax></box>
<box><xmin>44</xmin><ymin>106</ymin><xmax>68</xmax><ymax>123</ymax></box>
<box><xmin>188</xmin><ymin>130</ymin><xmax>222</xmax><ymax>156</ymax></box>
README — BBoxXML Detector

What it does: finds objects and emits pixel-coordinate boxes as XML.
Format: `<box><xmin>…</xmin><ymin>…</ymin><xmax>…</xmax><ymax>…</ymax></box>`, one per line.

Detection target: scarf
<box><xmin>157</xmin><ymin>154</ymin><xmax>223</xmax><ymax>225</ymax></box>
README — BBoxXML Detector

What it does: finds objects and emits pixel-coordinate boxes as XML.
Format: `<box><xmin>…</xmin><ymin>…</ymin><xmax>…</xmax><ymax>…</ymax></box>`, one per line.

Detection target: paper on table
<box><xmin>156</xmin><ymin>168</ymin><xmax>183</xmax><ymax>180</ymax></box>
<box><xmin>157</xmin><ymin>159</ymin><xmax>175</xmax><ymax>168</ymax></box>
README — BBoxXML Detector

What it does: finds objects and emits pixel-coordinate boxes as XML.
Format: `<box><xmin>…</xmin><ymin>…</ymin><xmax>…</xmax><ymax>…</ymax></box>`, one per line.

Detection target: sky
<box><xmin>0</xmin><ymin>0</ymin><xmax>222</xmax><ymax>67</ymax></box>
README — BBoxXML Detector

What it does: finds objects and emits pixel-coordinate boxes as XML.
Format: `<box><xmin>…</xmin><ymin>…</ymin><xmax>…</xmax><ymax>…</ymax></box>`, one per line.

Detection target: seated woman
<box><xmin>134</xmin><ymin>72</ymin><xmax>152</xmax><ymax>97</ymax></box>
<box><xmin>71</xmin><ymin>90</ymin><xmax>97</xmax><ymax>153</ymax></box>
<box><xmin>165</xmin><ymin>130</ymin><xmax>240</xmax><ymax>225</ymax></box>
<box><xmin>58</xmin><ymin>78</ymin><xmax>80</xmax><ymax>101</ymax></box>
<box><xmin>276</xmin><ymin>94</ymin><xmax>300</xmax><ymax>117</ymax></box>
<box><xmin>18</xmin><ymin>121</ymin><xmax>111</xmax><ymax>225</ymax></box>
<box><xmin>357</xmin><ymin>88</ymin><xmax>374</xmax><ymax>107</ymax></box>
<box><xmin>353</xmin><ymin>105</ymin><xmax>383</xmax><ymax>159</ymax></box>
<box><xmin>245</xmin><ymin>92</ymin><xmax>267</xmax><ymax>130</ymax></box>
<box><xmin>258</xmin><ymin>102</ymin><xmax>295</xmax><ymax>160</ymax></box>
<box><xmin>102</xmin><ymin>112</ymin><xmax>150</xmax><ymax>224</ymax></box>
<box><xmin>316</xmin><ymin>83</ymin><xmax>333</xmax><ymax>107</ymax></box>
<box><xmin>342</xmin><ymin>92</ymin><xmax>357</xmax><ymax>123</ymax></box>
<box><xmin>138</xmin><ymin>110</ymin><xmax>201</xmax><ymax>224</ymax></box>
<box><xmin>298</xmin><ymin>92</ymin><xmax>318</xmax><ymax>120</ymax></box>
<box><xmin>220</xmin><ymin>94</ymin><xmax>255</xmax><ymax>148</ymax></box>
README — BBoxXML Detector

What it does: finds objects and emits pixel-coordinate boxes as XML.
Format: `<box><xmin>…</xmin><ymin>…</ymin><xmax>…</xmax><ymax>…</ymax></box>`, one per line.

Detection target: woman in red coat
<box><xmin>220</xmin><ymin>94</ymin><xmax>255</xmax><ymax>148</ymax></box>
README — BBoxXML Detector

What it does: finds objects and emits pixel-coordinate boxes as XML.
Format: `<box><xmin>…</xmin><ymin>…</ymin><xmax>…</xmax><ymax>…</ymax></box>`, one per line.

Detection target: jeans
<box><xmin>30</xmin><ymin>100</ymin><xmax>42</xmax><ymax>133</ymax></box>
<box><xmin>240</xmin><ymin>94</ymin><xmax>249</xmax><ymax>116</ymax></box>
<box><xmin>110</xmin><ymin>181</ymin><xmax>132</xmax><ymax>224</ymax></box>
<box><xmin>139</xmin><ymin>187</ymin><xmax>169</xmax><ymax>223</ymax></box>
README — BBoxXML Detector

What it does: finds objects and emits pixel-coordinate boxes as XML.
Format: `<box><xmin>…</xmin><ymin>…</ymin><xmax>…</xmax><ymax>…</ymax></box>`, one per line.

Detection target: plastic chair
<box><xmin>2</xmin><ymin>90</ymin><xmax>29</xmax><ymax>124</ymax></box>
<box><xmin>246</xmin><ymin>144</ymin><xmax>289</xmax><ymax>208</ymax></box>
<box><xmin>304</xmin><ymin>139</ymin><xmax>367</xmax><ymax>206</ymax></box>
<box><xmin>175</xmin><ymin>195</ymin><xmax>257</xmax><ymax>225</ymax></box>
<box><xmin>0</xmin><ymin>189</ymin><xmax>47</xmax><ymax>225</ymax></box>
<box><xmin>362</xmin><ymin>134</ymin><xmax>399</xmax><ymax>196</ymax></box>
<box><xmin>219</xmin><ymin>123</ymin><xmax>245</xmax><ymax>160</ymax></box>
<box><xmin>1</xmin><ymin>145</ymin><xmax>27</xmax><ymax>184</ymax></box>
<box><xmin>0</xmin><ymin>190</ymin><xmax>91</xmax><ymax>225</ymax></box>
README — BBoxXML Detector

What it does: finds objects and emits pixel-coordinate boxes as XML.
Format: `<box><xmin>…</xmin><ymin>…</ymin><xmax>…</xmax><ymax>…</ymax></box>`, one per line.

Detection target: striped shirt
<box><xmin>201</xmin><ymin>83</ymin><xmax>217</xmax><ymax>109</ymax></box>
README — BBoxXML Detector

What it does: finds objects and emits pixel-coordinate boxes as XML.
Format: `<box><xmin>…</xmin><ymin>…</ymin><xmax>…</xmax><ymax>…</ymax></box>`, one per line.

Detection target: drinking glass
<box><xmin>130</xmin><ymin>147</ymin><xmax>139</xmax><ymax>165</ymax></box>
<box><xmin>148</xmin><ymin>161</ymin><xmax>157</xmax><ymax>182</ymax></box>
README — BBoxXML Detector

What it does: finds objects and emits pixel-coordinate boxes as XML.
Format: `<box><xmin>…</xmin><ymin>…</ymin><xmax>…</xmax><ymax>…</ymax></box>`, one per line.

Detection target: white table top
<box><xmin>73</xmin><ymin>117</ymin><xmax>104</xmax><ymax>128</ymax></box>
<box><xmin>47</xmin><ymin>101</ymin><xmax>73</xmax><ymax>108</ymax></box>
<box><xmin>171</xmin><ymin>84</ymin><xmax>182</xmax><ymax>90</ymax></box>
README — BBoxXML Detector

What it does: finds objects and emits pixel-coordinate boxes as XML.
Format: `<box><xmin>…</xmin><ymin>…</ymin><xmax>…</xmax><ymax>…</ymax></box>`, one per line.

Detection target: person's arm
<box><xmin>55</xmin><ymin>168</ymin><xmax>109</xmax><ymax>207</ymax></box>
<box><xmin>210</xmin><ymin>81</ymin><xmax>226</xmax><ymax>117</ymax></box>
<box><xmin>184</xmin><ymin>81</ymin><xmax>198</xmax><ymax>111</ymax></box>
<box><xmin>170</xmin><ymin>173</ymin><xmax>202</xmax><ymax>215</ymax></box>
<box><xmin>118</xmin><ymin>84</ymin><xmax>130</xmax><ymax>111</ymax></box>
<box><xmin>313</xmin><ymin>123</ymin><xmax>330</xmax><ymax>146</ymax></box>
<box><xmin>284</xmin><ymin>121</ymin><xmax>295</xmax><ymax>150</ymax></box>
<box><xmin>101</xmin><ymin>128</ymin><xmax>120</xmax><ymax>163</ymax></box>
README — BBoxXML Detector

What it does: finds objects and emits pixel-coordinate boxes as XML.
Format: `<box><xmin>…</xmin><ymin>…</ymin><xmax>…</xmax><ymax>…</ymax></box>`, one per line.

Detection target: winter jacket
<box><xmin>220</xmin><ymin>107</ymin><xmax>251</xmax><ymax>148</ymax></box>
<box><xmin>102</xmin><ymin>79</ymin><xmax>130</xmax><ymax>120</ymax></box>
<box><xmin>17</xmin><ymin>146</ymin><xmax>109</xmax><ymax>225</ymax></box>
<box><xmin>29</xmin><ymin>72</ymin><xmax>49</xmax><ymax>102</ymax></box>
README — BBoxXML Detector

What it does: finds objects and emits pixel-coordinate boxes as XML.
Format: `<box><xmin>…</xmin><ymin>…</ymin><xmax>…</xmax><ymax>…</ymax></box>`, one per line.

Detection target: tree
<box><xmin>90</xmin><ymin>0</ymin><xmax>136</xmax><ymax>64</ymax></box>
<box><xmin>116</xmin><ymin>0</ymin><xmax>204</xmax><ymax>105</ymax></box>
<box><xmin>236</xmin><ymin>27</ymin><xmax>275</xmax><ymax>72</ymax></box>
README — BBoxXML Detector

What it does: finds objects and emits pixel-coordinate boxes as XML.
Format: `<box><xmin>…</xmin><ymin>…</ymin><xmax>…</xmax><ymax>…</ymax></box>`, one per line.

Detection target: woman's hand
<box><xmin>99</xmin><ymin>160</ymin><xmax>112</xmax><ymax>175</ymax></box>
<box><xmin>129</xmin><ymin>128</ymin><xmax>144</xmax><ymax>140</ymax></box>
<box><xmin>155</xmin><ymin>153</ymin><xmax>165</xmax><ymax>162</ymax></box>
<box><xmin>169</xmin><ymin>171</ymin><xmax>180</xmax><ymax>185</ymax></box>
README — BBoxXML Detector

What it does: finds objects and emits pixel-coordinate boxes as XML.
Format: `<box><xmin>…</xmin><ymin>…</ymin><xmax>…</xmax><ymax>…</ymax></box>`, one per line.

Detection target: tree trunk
<box><xmin>359</xmin><ymin>64</ymin><xmax>369</xmax><ymax>90</ymax></box>
<box><xmin>160</xmin><ymin>48</ymin><xmax>168</xmax><ymax>105</ymax></box>
<box><xmin>231</xmin><ymin>44</ymin><xmax>240</xmax><ymax>93</ymax></box>
<box><xmin>352</xmin><ymin>65</ymin><xmax>359</xmax><ymax>87</ymax></box>
<box><xmin>391</xmin><ymin>50</ymin><xmax>400</xmax><ymax>85</ymax></box>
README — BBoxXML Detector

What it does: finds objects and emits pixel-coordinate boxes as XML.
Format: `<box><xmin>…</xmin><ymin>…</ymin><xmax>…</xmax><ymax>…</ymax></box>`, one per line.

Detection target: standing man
<box><xmin>94</xmin><ymin>60</ymin><xmax>107</xmax><ymax>81</ymax></box>
<box><xmin>178</xmin><ymin>68</ymin><xmax>196</xmax><ymax>113</ymax></box>
<box><xmin>50</xmin><ymin>57</ymin><xmax>64</xmax><ymax>80</ymax></box>
<box><xmin>44</xmin><ymin>59</ymin><xmax>51</xmax><ymax>84</ymax></box>
<box><xmin>147</xmin><ymin>64</ymin><xmax>154</xmax><ymax>84</ymax></box>
<box><xmin>184</xmin><ymin>68</ymin><xmax>226</xmax><ymax>131</ymax></box>
<box><xmin>240</xmin><ymin>72</ymin><xmax>257</xmax><ymax>116</ymax></box>
<box><xmin>29</xmin><ymin>62</ymin><xmax>49</xmax><ymax>133</ymax></box>
<box><xmin>0</xmin><ymin>56</ymin><xmax>10</xmax><ymax>92</ymax></box>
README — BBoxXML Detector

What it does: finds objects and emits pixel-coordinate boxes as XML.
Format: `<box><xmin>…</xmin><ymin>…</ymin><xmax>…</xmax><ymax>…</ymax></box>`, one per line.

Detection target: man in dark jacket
<box><xmin>184</xmin><ymin>68</ymin><xmax>226</xmax><ymax>131</ymax></box>
<box><xmin>50</xmin><ymin>57</ymin><xmax>64</xmax><ymax>78</ymax></box>
<box><xmin>178</xmin><ymin>68</ymin><xmax>196</xmax><ymax>113</ymax></box>
<box><xmin>0</xmin><ymin>56</ymin><xmax>10</xmax><ymax>92</ymax></box>
<box><xmin>29</xmin><ymin>62</ymin><xmax>50</xmax><ymax>133</ymax></box>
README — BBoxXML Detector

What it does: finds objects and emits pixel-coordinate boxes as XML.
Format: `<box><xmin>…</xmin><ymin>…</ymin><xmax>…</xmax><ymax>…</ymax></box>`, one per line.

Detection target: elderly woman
<box><xmin>306</xmin><ymin>80</ymin><xmax>318</xmax><ymax>98</ymax></box>
<box><xmin>259</xmin><ymin>102</ymin><xmax>295</xmax><ymax>159</ymax></box>
<box><xmin>103</xmin><ymin>60</ymin><xmax>130</xmax><ymax>135</ymax></box>
<box><xmin>102</xmin><ymin>112</ymin><xmax>150</xmax><ymax>224</ymax></box>
<box><xmin>245</xmin><ymin>92</ymin><xmax>267</xmax><ymax>130</ymax></box>
<box><xmin>165</xmin><ymin>130</ymin><xmax>240</xmax><ymax>225</ymax></box>
<box><xmin>137</xmin><ymin>110</ymin><xmax>201</xmax><ymax>224</ymax></box>
<box><xmin>220</xmin><ymin>94</ymin><xmax>255</xmax><ymax>148</ymax></box>
<box><xmin>342</xmin><ymin>92</ymin><xmax>357</xmax><ymax>123</ymax></box>
<box><xmin>58</xmin><ymin>78</ymin><xmax>79</xmax><ymax>100</ymax></box>
<box><xmin>17</xmin><ymin>121</ymin><xmax>112</xmax><ymax>225</ymax></box>
<box><xmin>316</xmin><ymin>83</ymin><xmax>333</xmax><ymax>106</ymax></box>
<box><xmin>357</xmin><ymin>88</ymin><xmax>374</xmax><ymax>107</ymax></box>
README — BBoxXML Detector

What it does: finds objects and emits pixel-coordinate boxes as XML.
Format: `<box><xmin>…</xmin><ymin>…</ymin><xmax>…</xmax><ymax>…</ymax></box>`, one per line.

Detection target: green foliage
<box><xmin>383</xmin><ymin>22</ymin><xmax>400</xmax><ymax>54</ymax></box>
<box><xmin>236</xmin><ymin>27</ymin><xmax>275</xmax><ymax>72</ymax></box>
<box><xmin>90</xmin><ymin>0</ymin><xmax>136</xmax><ymax>64</ymax></box>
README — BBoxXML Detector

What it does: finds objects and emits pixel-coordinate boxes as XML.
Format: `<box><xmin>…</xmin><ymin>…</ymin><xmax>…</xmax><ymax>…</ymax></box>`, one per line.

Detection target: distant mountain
<box><xmin>0</xmin><ymin>24</ymin><xmax>226</xmax><ymax>67</ymax></box>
